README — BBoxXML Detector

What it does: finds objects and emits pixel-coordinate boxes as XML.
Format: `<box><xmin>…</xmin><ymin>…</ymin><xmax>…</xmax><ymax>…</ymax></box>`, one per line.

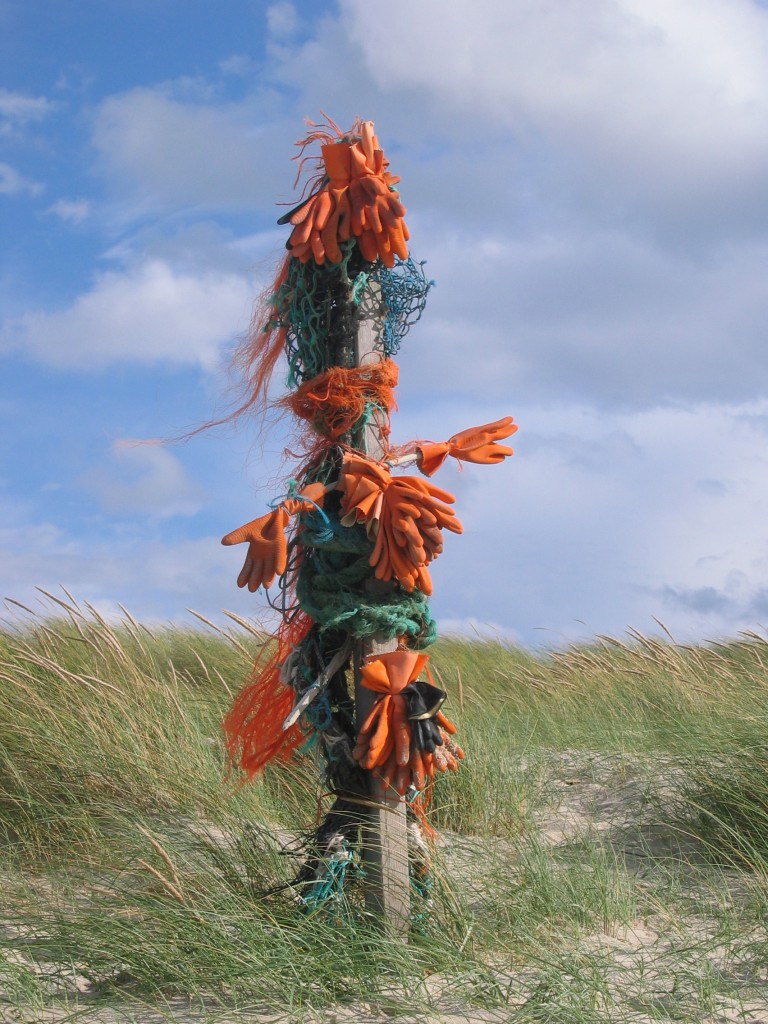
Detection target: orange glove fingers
<box><xmin>377</xmin><ymin>236</ymin><xmax>395</xmax><ymax>269</ymax></box>
<box><xmin>391</xmin><ymin>514</ymin><xmax>423</xmax><ymax>541</ymax></box>
<box><xmin>378</xmin><ymin>202</ymin><xmax>401</xmax><ymax>230</ymax></box>
<box><xmin>405</xmin><ymin>539</ymin><xmax>427</xmax><ymax>567</ymax></box>
<box><xmin>290</xmin><ymin>240</ymin><xmax>312</xmax><ymax>262</ymax></box>
<box><xmin>360</xmin><ymin>174</ymin><xmax>387</xmax><ymax>199</ymax></box>
<box><xmin>348</xmin><ymin>179</ymin><xmax>366</xmax><ymax>235</ymax></box>
<box><xmin>357</xmin><ymin>696</ymin><xmax>386</xmax><ymax>739</ymax></box>
<box><xmin>394</xmin><ymin>764</ymin><xmax>411</xmax><ymax>795</ymax></box>
<box><xmin>311</xmin><ymin>188</ymin><xmax>333</xmax><ymax>234</ymax></box>
<box><xmin>366</xmin><ymin>199</ymin><xmax>383</xmax><ymax>236</ymax></box>
<box><xmin>388</xmin><ymin>223</ymin><xmax>409</xmax><ymax>261</ymax></box>
<box><xmin>420</xmin><ymin>524</ymin><xmax>444</xmax><ymax>548</ymax></box>
<box><xmin>448</xmin><ymin>415</ymin><xmax>517</xmax><ymax>448</ymax></box>
<box><xmin>377</xmin><ymin>751</ymin><xmax>398</xmax><ymax>789</ymax></box>
<box><xmin>433</xmin><ymin>746</ymin><xmax>448</xmax><ymax>772</ymax></box>
<box><xmin>352</xmin><ymin>737</ymin><xmax>369</xmax><ymax>762</ymax></box>
<box><xmin>390</xmin><ymin>497</ymin><xmax>423</xmax><ymax>518</ymax></box>
<box><xmin>335</xmin><ymin>191</ymin><xmax>352</xmax><ymax>242</ymax></box>
<box><xmin>435</xmin><ymin>709</ymin><xmax>457</xmax><ymax>735</ymax></box>
<box><xmin>386</xmin><ymin>528</ymin><xmax>418</xmax><ymax>581</ymax></box>
<box><xmin>319</xmin><ymin>206</ymin><xmax>343</xmax><ymax>265</ymax></box>
<box><xmin>411</xmin><ymin>504</ymin><xmax>436</xmax><ymax>527</ymax></box>
<box><xmin>288</xmin><ymin>196</ymin><xmax>320</xmax><ymax>247</ymax></box>
<box><xmin>377</xmin><ymin>731</ymin><xmax>395</xmax><ymax>769</ymax></box>
<box><xmin>358</xmin><ymin>229</ymin><xmax>379</xmax><ymax>262</ymax></box>
<box><xmin>238</xmin><ymin>555</ymin><xmax>275</xmax><ymax>592</ymax></box>
<box><xmin>443</xmin><ymin>732</ymin><xmax>465</xmax><ymax>760</ymax></box>
<box><xmin>310</xmin><ymin>231</ymin><xmax>326</xmax><ymax>264</ymax></box>
<box><xmin>410</xmin><ymin>745</ymin><xmax>426</xmax><ymax>790</ymax></box>
<box><xmin>360</xmin><ymin>120</ymin><xmax>376</xmax><ymax>164</ymax></box>
<box><xmin>361</xmin><ymin>694</ymin><xmax>391</xmax><ymax>766</ymax></box>
<box><xmin>414</xmin><ymin>479</ymin><xmax>457</xmax><ymax>505</ymax></box>
<box><xmin>370</xmin><ymin>522</ymin><xmax>390</xmax><ymax>577</ymax></box>
<box><xmin>221</xmin><ymin>511</ymin><xmax>277</xmax><ymax>546</ymax></box>
<box><xmin>415</xmin><ymin>566</ymin><xmax>433</xmax><ymax>595</ymax></box>
<box><xmin>236</xmin><ymin>553</ymin><xmax>257</xmax><ymax>590</ymax></box>
<box><xmin>391</xmin><ymin>512</ymin><xmax>428</xmax><ymax>544</ymax></box>
<box><xmin>455</xmin><ymin>443</ymin><xmax>514</xmax><ymax>465</ymax></box>
<box><xmin>389</xmin><ymin>194</ymin><xmax>407</xmax><ymax>219</ymax></box>
<box><xmin>372</xmin><ymin>555</ymin><xmax>393</xmax><ymax>582</ymax></box>
<box><xmin>391</xmin><ymin>695</ymin><xmax>411</xmax><ymax>767</ymax></box>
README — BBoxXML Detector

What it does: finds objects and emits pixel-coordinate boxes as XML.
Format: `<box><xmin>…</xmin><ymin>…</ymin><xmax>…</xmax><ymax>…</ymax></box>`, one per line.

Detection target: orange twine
<box><xmin>222</xmin><ymin>610</ymin><xmax>313</xmax><ymax>777</ymax></box>
<box><xmin>282</xmin><ymin>360</ymin><xmax>399</xmax><ymax>440</ymax></box>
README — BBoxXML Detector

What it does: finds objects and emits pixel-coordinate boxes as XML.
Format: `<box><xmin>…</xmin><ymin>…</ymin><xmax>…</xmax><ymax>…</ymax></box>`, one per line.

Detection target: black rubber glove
<box><xmin>403</xmin><ymin>681</ymin><xmax>446</xmax><ymax>753</ymax></box>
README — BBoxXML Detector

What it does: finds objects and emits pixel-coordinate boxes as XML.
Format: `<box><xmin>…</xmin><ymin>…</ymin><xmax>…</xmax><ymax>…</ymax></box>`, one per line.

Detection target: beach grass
<box><xmin>3</xmin><ymin>594</ymin><xmax>768</xmax><ymax>1021</ymax></box>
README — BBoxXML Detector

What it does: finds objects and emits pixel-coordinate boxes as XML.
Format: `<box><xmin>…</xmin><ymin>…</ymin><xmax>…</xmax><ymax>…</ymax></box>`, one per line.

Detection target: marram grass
<box><xmin>3</xmin><ymin>596</ymin><xmax>768</xmax><ymax>1020</ymax></box>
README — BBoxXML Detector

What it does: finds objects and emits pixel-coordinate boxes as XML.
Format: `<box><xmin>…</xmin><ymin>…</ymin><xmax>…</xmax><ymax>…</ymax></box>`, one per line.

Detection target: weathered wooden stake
<box><xmin>353</xmin><ymin>288</ymin><xmax>410</xmax><ymax>935</ymax></box>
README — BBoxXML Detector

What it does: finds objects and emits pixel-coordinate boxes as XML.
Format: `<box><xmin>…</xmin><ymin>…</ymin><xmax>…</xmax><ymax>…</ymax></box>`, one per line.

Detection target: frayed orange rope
<box><xmin>222</xmin><ymin>610</ymin><xmax>313</xmax><ymax>777</ymax></box>
<box><xmin>227</xmin><ymin>253</ymin><xmax>291</xmax><ymax>426</ymax></box>
<box><xmin>282</xmin><ymin>360</ymin><xmax>399</xmax><ymax>440</ymax></box>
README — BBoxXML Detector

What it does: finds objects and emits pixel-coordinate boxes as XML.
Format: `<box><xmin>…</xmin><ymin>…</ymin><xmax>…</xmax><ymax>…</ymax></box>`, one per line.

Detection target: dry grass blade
<box><xmin>136</xmin><ymin>859</ymin><xmax>186</xmax><ymax>904</ymax></box>
<box><xmin>186</xmin><ymin>608</ymin><xmax>252</xmax><ymax>658</ymax></box>
<box><xmin>221</xmin><ymin>608</ymin><xmax>270</xmax><ymax>641</ymax></box>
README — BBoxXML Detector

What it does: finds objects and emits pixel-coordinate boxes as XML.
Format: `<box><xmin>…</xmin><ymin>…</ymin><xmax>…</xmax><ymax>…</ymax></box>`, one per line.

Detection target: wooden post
<box><xmin>353</xmin><ymin>286</ymin><xmax>411</xmax><ymax>934</ymax></box>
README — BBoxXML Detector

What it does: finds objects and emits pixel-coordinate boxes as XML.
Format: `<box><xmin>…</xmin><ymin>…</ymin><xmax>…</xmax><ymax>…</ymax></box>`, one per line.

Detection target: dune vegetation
<box><xmin>3</xmin><ymin>593</ymin><xmax>768</xmax><ymax>1022</ymax></box>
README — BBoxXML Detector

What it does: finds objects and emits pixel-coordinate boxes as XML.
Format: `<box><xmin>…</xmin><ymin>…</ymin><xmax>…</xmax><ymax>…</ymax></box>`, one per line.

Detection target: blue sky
<box><xmin>3</xmin><ymin>0</ymin><xmax>768</xmax><ymax>646</ymax></box>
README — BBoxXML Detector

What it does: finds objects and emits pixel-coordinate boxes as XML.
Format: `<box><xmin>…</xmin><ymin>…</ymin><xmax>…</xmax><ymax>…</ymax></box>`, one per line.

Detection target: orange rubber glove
<box><xmin>222</xmin><ymin>506</ymin><xmax>290</xmax><ymax>592</ymax></box>
<box><xmin>418</xmin><ymin>416</ymin><xmax>518</xmax><ymax>475</ymax></box>
<box><xmin>222</xmin><ymin>483</ymin><xmax>327</xmax><ymax>591</ymax></box>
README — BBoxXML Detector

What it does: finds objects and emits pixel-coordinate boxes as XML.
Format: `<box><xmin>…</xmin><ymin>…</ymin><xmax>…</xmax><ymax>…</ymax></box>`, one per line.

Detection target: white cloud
<box><xmin>92</xmin><ymin>87</ymin><xmax>292</xmax><ymax>212</ymax></box>
<box><xmin>0</xmin><ymin>161</ymin><xmax>43</xmax><ymax>196</ymax></box>
<box><xmin>0</xmin><ymin>88</ymin><xmax>53</xmax><ymax>134</ymax></box>
<box><xmin>417</xmin><ymin>396</ymin><xmax>768</xmax><ymax>645</ymax></box>
<box><xmin>267</xmin><ymin>2</ymin><xmax>298</xmax><ymax>38</ymax></box>
<box><xmin>46</xmin><ymin>198</ymin><xmax>90</xmax><ymax>223</ymax></box>
<box><xmin>87</xmin><ymin>442</ymin><xmax>205</xmax><ymax>519</ymax></box>
<box><xmin>394</xmin><ymin>226</ymin><xmax>768</xmax><ymax>409</ymax></box>
<box><xmin>337</xmin><ymin>0</ymin><xmax>768</xmax><ymax>231</ymax></box>
<box><xmin>0</xmin><ymin>258</ymin><xmax>253</xmax><ymax>369</ymax></box>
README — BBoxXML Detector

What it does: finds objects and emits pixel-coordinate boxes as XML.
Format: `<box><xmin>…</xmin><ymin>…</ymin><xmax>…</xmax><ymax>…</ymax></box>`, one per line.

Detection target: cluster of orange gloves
<box><xmin>221</xmin><ymin>416</ymin><xmax>516</xmax><ymax>595</ymax></box>
<box><xmin>284</xmin><ymin>121</ymin><xmax>409</xmax><ymax>268</ymax></box>
<box><xmin>352</xmin><ymin>650</ymin><xmax>464</xmax><ymax>795</ymax></box>
<box><xmin>338</xmin><ymin>454</ymin><xmax>461</xmax><ymax>596</ymax></box>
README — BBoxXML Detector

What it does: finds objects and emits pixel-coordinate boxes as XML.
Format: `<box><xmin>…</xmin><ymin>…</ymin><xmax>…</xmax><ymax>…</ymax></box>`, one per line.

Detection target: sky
<box><xmin>2</xmin><ymin>0</ymin><xmax>768</xmax><ymax>648</ymax></box>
